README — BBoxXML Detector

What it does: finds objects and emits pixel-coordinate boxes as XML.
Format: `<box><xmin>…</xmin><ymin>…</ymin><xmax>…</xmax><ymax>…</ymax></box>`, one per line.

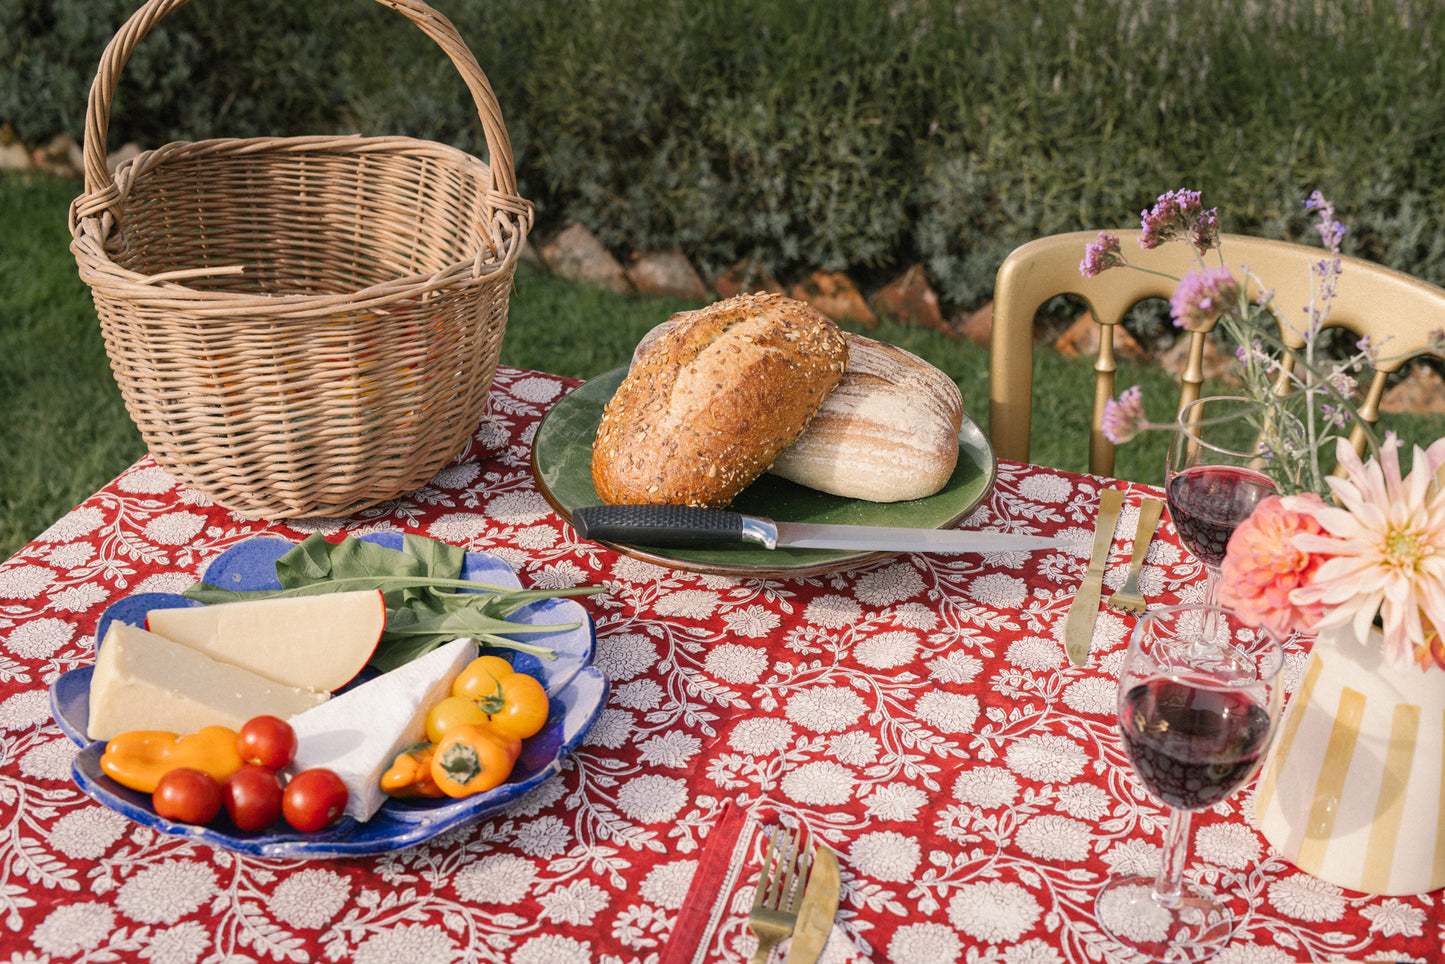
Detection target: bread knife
<box><xmin>784</xmin><ymin>844</ymin><xmax>840</xmax><ymax>964</ymax></box>
<box><xmin>571</xmin><ymin>505</ymin><xmax>1062</xmax><ymax>553</ymax></box>
<box><xmin>1063</xmin><ymin>487</ymin><xmax>1125</xmax><ymax>667</ymax></box>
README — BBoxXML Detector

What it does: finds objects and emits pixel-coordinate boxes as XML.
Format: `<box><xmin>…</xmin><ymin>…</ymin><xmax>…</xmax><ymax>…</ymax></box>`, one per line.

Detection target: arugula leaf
<box><xmin>181</xmin><ymin>533</ymin><xmax>605</xmax><ymax>672</ymax></box>
<box><xmin>370</xmin><ymin>607</ymin><xmax>569</xmax><ymax>673</ymax></box>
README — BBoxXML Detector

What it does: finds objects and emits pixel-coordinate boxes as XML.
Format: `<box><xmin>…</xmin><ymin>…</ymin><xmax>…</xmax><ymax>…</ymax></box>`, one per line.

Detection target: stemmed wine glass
<box><xmin>1096</xmin><ymin>603</ymin><xmax>1284</xmax><ymax>963</ymax></box>
<box><xmin>1165</xmin><ymin>395</ymin><xmax>1278</xmax><ymax>609</ymax></box>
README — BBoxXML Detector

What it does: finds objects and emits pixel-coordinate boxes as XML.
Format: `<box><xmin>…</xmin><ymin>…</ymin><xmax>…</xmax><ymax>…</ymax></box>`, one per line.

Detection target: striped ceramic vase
<box><xmin>1254</xmin><ymin>622</ymin><xmax>1445</xmax><ymax>896</ymax></box>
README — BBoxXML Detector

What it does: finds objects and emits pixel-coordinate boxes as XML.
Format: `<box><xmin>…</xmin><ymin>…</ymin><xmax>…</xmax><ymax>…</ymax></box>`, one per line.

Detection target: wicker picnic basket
<box><xmin>68</xmin><ymin>0</ymin><xmax>533</xmax><ymax>519</ymax></box>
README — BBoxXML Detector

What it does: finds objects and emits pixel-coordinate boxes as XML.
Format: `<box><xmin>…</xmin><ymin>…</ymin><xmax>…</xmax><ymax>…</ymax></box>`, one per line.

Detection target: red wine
<box><xmin>1166</xmin><ymin>465</ymin><xmax>1274</xmax><ymax>568</ymax></box>
<box><xmin>1121</xmin><ymin>678</ymin><xmax>1272</xmax><ymax>811</ymax></box>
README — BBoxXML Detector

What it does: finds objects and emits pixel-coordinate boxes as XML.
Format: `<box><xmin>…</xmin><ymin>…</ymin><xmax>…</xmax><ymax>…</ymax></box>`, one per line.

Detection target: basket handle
<box><xmin>78</xmin><ymin>0</ymin><xmax>519</xmax><ymax>201</ymax></box>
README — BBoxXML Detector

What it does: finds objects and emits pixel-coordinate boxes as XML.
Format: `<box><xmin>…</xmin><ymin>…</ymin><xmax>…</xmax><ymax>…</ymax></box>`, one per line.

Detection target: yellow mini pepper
<box><xmin>99</xmin><ymin>726</ymin><xmax>243</xmax><ymax>793</ymax></box>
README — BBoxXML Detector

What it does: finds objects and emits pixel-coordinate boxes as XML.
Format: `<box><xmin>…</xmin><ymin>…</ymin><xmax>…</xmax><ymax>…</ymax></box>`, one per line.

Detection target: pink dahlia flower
<box><xmin>1292</xmin><ymin>435</ymin><xmax>1445</xmax><ymax>669</ymax></box>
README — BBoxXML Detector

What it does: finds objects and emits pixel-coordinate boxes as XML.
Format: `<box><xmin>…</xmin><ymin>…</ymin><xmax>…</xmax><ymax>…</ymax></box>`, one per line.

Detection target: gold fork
<box><xmin>1106</xmin><ymin>498</ymin><xmax>1165</xmax><ymax>613</ymax></box>
<box><xmin>748</xmin><ymin>826</ymin><xmax>810</xmax><ymax>964</ymax></box>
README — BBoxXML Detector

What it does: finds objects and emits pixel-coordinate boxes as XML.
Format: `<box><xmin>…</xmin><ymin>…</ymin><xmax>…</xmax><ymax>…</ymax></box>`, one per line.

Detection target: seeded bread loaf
<box><xmin>630</xmin><ymin>324</ymin><xmax>963</xmax><ymax>503</ymax></box>
<box><xmin>592</xmin><ymin>292</ymin><xmax>849</xmax><ymax>507</ymax></box>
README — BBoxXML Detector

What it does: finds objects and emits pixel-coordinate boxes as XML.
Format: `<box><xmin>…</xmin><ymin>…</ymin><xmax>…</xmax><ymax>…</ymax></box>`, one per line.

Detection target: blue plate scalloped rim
<box><xmin>49</xmin><ymin>533</ymin><xmax>609</xmax><ymax>858</ymax></box>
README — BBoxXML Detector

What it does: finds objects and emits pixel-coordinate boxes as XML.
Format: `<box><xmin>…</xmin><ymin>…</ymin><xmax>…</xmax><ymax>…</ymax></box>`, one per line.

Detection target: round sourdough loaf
<box><xmin>767</xmin><ymin>334</ymin><xmax>963</xmax><ymax>501</ymax></box>
<box><xmin>630</xmin><ymin>324</ymin><xmax>963</xmax><ymax>503</ymax></box>
<box><xmin>592</xmin><ymin>292</ymin><xmax>849</xmax><ymax>507</ymax></box>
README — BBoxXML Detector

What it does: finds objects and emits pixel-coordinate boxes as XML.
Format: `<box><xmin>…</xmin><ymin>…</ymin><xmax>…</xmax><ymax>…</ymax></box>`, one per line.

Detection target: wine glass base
<box><xmin>1095</xmin><ymin>874</ymin><xmax>1240</xmax><ymax>963</ymax></box>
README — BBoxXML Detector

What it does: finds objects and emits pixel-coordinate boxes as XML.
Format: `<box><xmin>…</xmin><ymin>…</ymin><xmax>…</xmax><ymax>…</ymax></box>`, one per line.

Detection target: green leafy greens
<box><xmin>182</xmin><ymin>533</ymin><xmax>605</xmax><ymax>673</ymax></box>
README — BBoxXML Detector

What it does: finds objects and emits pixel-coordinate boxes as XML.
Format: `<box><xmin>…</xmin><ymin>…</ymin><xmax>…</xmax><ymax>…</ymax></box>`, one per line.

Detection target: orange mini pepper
<box><xmin>380</xmin><ymin>741</ymin><xmax>445</xmax><ymax>799</ymax></box>
<box><xmin>430</xmin><ymin>723</ymin><xmax>517</xmax><ymax>797</ymax></box>
<box><xmin>99</xmin><ymin>726</ymin><xmax>244</xmax><ymax>794</ymax></box>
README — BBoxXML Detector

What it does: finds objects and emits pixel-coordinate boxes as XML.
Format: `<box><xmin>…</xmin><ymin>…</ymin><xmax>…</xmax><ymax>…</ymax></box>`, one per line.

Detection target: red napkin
<box><xmin>658</xmin><ymin>800</ymin><xmax>755</xmax><ymax>964</ymax></box>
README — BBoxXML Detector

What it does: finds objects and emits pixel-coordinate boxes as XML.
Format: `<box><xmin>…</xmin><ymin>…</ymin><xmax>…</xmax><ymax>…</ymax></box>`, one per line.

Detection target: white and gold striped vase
<box><xmin>1254</xmin><ymin>622</ymin><xmax>1445</xmax><ymax>896</ymax></box>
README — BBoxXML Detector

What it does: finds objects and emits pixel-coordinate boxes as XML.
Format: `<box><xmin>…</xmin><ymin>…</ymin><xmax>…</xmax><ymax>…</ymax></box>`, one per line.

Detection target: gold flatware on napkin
<box><xmin>749</xmin><ymin>826</ymin><xmax>809</xmax><ymax>963</ymax></box>
<box><xmin>1106</xmin><ymin>497</ymin><xmax>1165</xmax><ymax>613</ymax></box>
<box><xmin>1064</xmin><ymin>487</ymin><xmax>1125</xmax><ymax>667</ymax></box>
<box><xmin>784</xmin><ymin>844</ymin><xmax>839</xmax><ymax>964</ymax></box>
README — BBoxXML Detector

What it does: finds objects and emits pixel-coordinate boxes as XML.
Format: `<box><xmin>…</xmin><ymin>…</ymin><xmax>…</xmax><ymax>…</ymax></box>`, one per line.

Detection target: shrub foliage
<box><xmin>6</xmin><ymin>0</ymin><xmax>1445</xmax><ymax>310</ymax></box>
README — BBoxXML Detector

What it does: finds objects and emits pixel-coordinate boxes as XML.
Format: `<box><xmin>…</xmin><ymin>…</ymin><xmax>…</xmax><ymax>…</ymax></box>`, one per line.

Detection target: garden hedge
<box><xmin>6</xmin><ymin>0</ymin><xmax>1445</xmax><ymax>318</ymax></box>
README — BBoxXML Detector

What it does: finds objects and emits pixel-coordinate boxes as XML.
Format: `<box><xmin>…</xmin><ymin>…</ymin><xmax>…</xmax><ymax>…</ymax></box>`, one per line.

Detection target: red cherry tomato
<box><xmin>152</xmin><ymin>767</ymin><xmax>223</xmax><ymax>825</ymax></box>
<box><xmin>283</xmin><ymin>768</ymin><xmax>349</xmax><ymax>833</ymax></box>
<box><xmin>236</xmin><ymin>716</ymin><xmax>297</xmax><ymax>770</ymax></box>
<box><xmin>223</xmin><ymin>765</ymin><xmax>284</xmax><ymax>833</ymax></box>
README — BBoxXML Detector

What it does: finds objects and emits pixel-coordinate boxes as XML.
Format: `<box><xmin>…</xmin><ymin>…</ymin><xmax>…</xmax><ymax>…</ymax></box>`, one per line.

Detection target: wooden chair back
<box><xmin>989</xmin><ymin>229</ymin><xmax>1445</xmax><ymax>475</ymax></box>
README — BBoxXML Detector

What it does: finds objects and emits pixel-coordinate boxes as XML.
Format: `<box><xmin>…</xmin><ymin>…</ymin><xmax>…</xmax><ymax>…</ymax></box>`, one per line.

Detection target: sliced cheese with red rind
<box><xmin>87</xmin><ymin>622</ymin><xmax>329</xmax><ymax>742</ymax></box>
<box><xmin>286</xmin><ymin>637</ymin><xmax>477</xmax><ymax>822</ymax></box>
<box><xmin>145</xmin><ymin>589</ymin><xmax>385</xmax><ymax>693</ymax></box>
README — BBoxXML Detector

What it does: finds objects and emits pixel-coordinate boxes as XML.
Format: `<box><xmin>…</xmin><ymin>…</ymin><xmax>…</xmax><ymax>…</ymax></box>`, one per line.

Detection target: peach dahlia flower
<box><xmin>1219</xmin><ymin>493</ymin><xmax>1335</xmax><ymax>639</ymax></box>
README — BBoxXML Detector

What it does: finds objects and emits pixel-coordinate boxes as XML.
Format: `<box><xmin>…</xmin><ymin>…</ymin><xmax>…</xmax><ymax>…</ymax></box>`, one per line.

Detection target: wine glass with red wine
<box><xmin>1166</xmin><ymin>396</ymin><xmax>1278</xmax><ymax>607</ymax></box>
<box><xmin>1095</xmin><ymin>603</ymin><xmax>1284</xmax><ymax>963</ymax></box>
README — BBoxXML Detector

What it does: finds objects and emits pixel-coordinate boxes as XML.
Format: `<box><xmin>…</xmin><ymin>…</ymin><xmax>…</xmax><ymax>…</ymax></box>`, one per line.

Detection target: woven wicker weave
<box><xmin>68</xmin><ymin>0</ymin><xmax>532</xmax><ymax>519</ymax></box>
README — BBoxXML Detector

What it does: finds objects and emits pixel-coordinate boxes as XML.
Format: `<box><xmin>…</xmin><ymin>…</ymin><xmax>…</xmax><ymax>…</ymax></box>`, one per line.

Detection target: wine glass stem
<box><xmin>1153</xmin><ymin>806</ymin><xmax>1194</xmax><ymax>909</ymax></box>
<box><xmin>1202</xmin><ymin>567</ymin><xmax>1223</xmax><ymax>640</ymax></box>
<box><xmin>1203</xmin><ymin>566</ymin><xmax>1220</xmax><ymax>605</ymax></box>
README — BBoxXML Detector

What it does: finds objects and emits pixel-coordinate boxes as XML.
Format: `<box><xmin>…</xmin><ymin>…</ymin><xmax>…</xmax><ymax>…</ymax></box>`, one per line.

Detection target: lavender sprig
<box><xmin>1085</xmin><ymin>188</ymin><xmax>1397</xmax><ymax>498</ymax></box>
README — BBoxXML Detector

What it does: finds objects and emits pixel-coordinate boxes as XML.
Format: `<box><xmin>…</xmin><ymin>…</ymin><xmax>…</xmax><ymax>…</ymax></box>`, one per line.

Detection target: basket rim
<box><xmin>69</xmin><ymin>135</ymin><xmax>533</xmax><ymax>318</ymax></box>
<box><xmin>76</xmin><ymin>0</ymin><xmax>523</xmax><ymax>200</ymax></box>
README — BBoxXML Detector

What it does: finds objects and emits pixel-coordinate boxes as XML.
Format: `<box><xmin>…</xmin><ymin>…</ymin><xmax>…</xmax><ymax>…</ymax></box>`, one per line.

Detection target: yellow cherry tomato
<box><xmin>486</xmin><ymin>672</ymin><xmax>550</xmax><ymax>741</ymax></box>
<box><xmin>424</xmin><ymin>696</ymin><xmax>487</xmax><ymax>744</ymax></box>
<box><xmin>451</xmin><ymin>656</ymin><xmax>550</xmax><ymax>740</ymax></box>
<box><xmin>450</xmin><ymin>655</ymin><xmax>516</xmax><ymax>701</ymax></box>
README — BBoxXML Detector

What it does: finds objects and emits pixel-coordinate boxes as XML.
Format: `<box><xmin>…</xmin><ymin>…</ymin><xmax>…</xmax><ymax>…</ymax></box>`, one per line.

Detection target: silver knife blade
<box><xmin>785</xmin><ymin>844</ymin><xmax>839</xmax><ymax>964</ymax></box>
<box><xmin>1063</xmin><ymin>487</ymin><xmax>1125</xmax><ymax>667</ymax></box>
<box><xmin>571</xmin><ymin>504</ymin><xmax>1061</xmax><ymax>554</ymax></box>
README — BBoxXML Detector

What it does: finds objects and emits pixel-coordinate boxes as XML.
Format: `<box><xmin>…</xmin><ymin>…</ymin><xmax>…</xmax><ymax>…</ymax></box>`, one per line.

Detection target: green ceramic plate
<box><xmin>531</xmin><ymin>367</ymin><xmax>998</xmax><ymax>578</ymax></box>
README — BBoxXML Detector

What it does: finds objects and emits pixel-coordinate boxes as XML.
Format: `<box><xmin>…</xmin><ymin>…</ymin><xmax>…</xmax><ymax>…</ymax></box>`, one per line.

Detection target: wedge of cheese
<box><xmin>287</xmin><ymin>637</ymin><xmax>477</xmax><ymax>822</ymax></box>
<box><xmin>87</xmin><ymin>622</ymin><xmax>329</xmax><ymax>742</ymax></box>
<box><xmin>145</xmin><ymin>589</ymin><xmax>385</xmax><ymax>692</ymax></box>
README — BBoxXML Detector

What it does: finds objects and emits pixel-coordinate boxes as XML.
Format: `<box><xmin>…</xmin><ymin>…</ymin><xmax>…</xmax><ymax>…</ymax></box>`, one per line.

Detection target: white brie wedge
<box><xmin>286</xmin><ymin>637</ymin><xmax>477</xmax><ymax>822</ymax></box>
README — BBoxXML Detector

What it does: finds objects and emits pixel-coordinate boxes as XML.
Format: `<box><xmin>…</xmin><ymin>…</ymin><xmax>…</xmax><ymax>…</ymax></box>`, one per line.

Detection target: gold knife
<box><xmin>784</xmin><ymin>844</ymin><xmax>839</xmax><ymax>964</ymax></box>
<box><xmin>1063</xmin><ymin>487</ymin><xmax>1125</xmax><ymax>667</ymax></box>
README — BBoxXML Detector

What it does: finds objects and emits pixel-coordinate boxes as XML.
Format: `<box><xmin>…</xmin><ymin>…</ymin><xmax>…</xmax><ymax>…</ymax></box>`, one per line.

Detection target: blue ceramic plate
<box><xmin>50</xmin><ymin>535</ymin><xmax>608</xmax><ymax>858</ymax></box>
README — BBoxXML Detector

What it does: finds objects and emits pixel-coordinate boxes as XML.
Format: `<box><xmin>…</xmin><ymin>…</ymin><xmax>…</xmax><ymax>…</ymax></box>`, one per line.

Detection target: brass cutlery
<box><xmin>1063</xmin><ymin>487</ymin><xmax>1125</xmax><ymax>667</ymax></box>
<box><xmin>1106</xmin><ymin>498</ymin><xmax>1165</xmax><ymax>613</ymax></box>
<box><xmin>784</xmin><ymin>844</ymin><xmax>840</xmax><ymax>964</ymax></box>
<box><xmin>748</xmin><ymin>826</ymin><xmax>809</xmax><ymax>963</ymax></box>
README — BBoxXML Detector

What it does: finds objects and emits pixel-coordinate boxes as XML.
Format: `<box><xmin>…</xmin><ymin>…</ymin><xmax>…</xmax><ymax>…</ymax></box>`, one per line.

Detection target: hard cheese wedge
<box><xmin>287</xmin><ymin>637</ymin><xmax>477</xmax><ymax>822</ymax></box>
<box><xmin>87</xmin><ymin>622</ymin><xmax>329</xmax><ymax>742</ymax></box>
<box><xmin>145</xmin><ymin>589</ymin><xmax>385</xmax><ymax>692</ymax></box>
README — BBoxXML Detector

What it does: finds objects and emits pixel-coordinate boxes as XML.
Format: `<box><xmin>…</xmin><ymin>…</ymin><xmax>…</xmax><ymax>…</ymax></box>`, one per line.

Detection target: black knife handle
<box><xmin>572</xmin><ymin>505</ymin><xmax>746</xmax><ymax>547</ymax></box>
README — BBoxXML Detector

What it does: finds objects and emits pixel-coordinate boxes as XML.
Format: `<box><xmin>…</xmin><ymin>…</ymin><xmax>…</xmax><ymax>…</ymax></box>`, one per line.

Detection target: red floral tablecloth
<box><xmin>0</xmin><ymin>366</ymin><xmax>1437</xmax><ymax>963</ymax></box>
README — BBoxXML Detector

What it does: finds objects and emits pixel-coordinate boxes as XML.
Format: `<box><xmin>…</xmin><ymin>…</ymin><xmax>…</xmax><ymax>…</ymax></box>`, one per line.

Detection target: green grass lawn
<box><xmin>2</xmin><ymin>174</ymin><xmax>151</xmax><ymax>557</ymax></box>
<box><xmin>4</xmin><ymin>171</ymin><xmax>1440</xmax><ymax>560</ymax></box>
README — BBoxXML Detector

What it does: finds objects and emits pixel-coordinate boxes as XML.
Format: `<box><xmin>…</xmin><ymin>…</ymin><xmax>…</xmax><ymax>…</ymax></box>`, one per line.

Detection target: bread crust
<box><xmin>592</xmin><ymin>292</ymin><xmax>849</xmax><ymax>507</ymax></box>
